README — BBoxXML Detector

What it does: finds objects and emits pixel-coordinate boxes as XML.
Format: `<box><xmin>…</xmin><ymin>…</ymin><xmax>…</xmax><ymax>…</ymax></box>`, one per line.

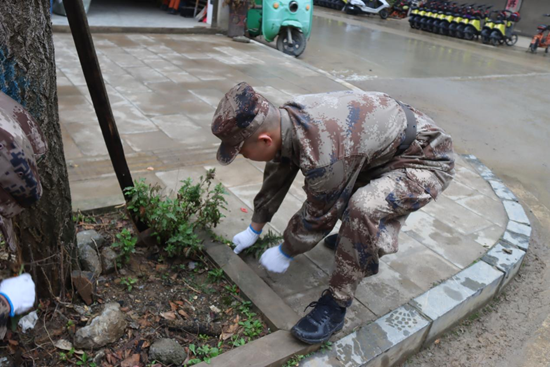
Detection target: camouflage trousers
<box><xmin>328</xmin><ymin>167</ymin><xmax>448</xmax><ymax>307</ymax></box>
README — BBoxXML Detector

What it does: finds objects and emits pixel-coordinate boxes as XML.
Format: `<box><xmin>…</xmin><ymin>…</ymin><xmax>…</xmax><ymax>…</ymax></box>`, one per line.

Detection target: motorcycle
<box><xmin>342</xmin><ymin>0</ymin><xmax>391</xmax><ymax>19</ymax></box>
<box><xmin>489</xmin><ymin>9</ymin><xmax>520</xmax><ymax>47</ymax></box>
<box><xmin>528</xmin><ymin>14</ymin><xmax>550</xmax><ymax>54</ymax></box>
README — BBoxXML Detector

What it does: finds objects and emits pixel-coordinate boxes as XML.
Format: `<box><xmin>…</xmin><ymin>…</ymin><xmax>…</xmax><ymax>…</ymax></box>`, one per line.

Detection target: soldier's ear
<box><xmin>258</xmin><ymin>133</ymin><xmax>273</xmax><ymax>146</ymax></box>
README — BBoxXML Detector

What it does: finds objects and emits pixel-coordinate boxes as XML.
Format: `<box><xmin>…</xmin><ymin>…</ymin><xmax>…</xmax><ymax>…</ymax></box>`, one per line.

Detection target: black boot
<box><xmin>291</xmin><ymin>290</ymin><xmax>346</xmax><ymax>344</ymax></box>
<box><xmin>324</xmin><ymin>234</ymin><xmax>338</xmax><ymax>251</ymax></box>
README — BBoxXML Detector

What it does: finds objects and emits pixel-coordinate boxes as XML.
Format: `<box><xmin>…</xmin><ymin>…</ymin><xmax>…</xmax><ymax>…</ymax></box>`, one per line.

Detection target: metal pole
<box><xmin>62</xmin><ymin>0</ymin><xmax>147</xmax><ymax>231</ymax></box>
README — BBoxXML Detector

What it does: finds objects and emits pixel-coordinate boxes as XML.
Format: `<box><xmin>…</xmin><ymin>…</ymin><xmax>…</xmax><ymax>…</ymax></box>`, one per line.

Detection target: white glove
<box><xmin>260</xmin><ymin>245</ymin><xmax>293</xmax><ymax>273</ymax></box>
<box><xmin>233</xmin><ymin>225</ymin><xmax>261</xmax><ymax>254</ymax></box>
<box><xmin>0</xmin><ymin>273</ymin><xmax>36</xmax><ymax>317</ymax></box>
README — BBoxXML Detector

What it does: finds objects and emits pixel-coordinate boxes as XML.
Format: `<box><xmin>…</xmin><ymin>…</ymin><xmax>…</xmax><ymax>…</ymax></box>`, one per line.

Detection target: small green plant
<box><xmin>283</xmin><ymin>354</ymin><xmax>307</xmax><ymax>367</ymax></box>
<box><xmin>73</xmin><ymin>211</ymin><xmax>96</xmax><ymax>224</ymax></box>
<box><xmin>231</xmin><ymin>335</ymin><xmax>246</xmax><ymax>347</ymax></box>
<box><xmin>111</xmin><ymin>228</ymin><xmax>137</xmax><ymax>266</ymax></box>
<box><xmin>320</xmin><ymin>341</ymin><xmax>333</xmax><ymax>352</ymax></box>
<box><xmin>66</xmin><ymin>320</ymin><xmax>75</xmax><ymax>329</ymax></box>
<box><xmin>125</xmin><ymin>170</ymin><xmax>227</xmax><ymax>259</ymax></box>
<box><xmin>76</xmin><ymin>352</ymin><xmax>96</xmax><ymax>366</ymax></box>
<box><xmin>224</xmin><ymin>284</ymin><xmax>239</xmax><ymax>295</ymax></box>
<box><xmin>198</xmin><ymin>334</ymin><xmax>209</xmax><ymax>342</ymax></box>
<box><xmin>242</xmin><ymin>230</ymin><xmax>283</xmax><ymax>258</ymax></box>
<box><xmin>207</xmin><ymin>268</ymin><xmax>224</xmax><ymax>282</ymax></box>
<box><xmin>239</xmin><ymin>318</ymin><xmax>263</xmax><ymax>338</ymax></box>
<box><xmin>186</xmin><ymin>342</ymin><xmax>222</xmax><ymax>365</ymax></box>
<box><xmin>120</xmin><ymin>277</ymin><xmax>138</xmax><ymax>291</ymax></box>
<box><xmin>238</xmin><ymin>301</ymin><xmax>257</xmax><ymax>319</ymax></box>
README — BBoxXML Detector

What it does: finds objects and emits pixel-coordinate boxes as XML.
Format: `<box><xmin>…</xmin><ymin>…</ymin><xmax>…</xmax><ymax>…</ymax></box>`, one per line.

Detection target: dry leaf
<box><xmin>142</xmin><ymin>340</ymin><xmax>151</xmax><ymax>349</ymax></box>
<box><xmin>121</xmin><ymin>353</ymin><xmax>140</xmax><ymax>367</ymax></box>
<box><xmin>221</xmin><ymin>316</ymin><xmax>240</xmax><ymax>340</ymax></box>
<box><xmin>174</xmin><ymin>301</ymin><xmax>184</xmax><ymax>306</ymax></box>
<box><xmin>169</xmin><ymin>301</ymin><xmax>178</xmax><ymax>312</ymax></box>
<box><xmin>7</xmin><ymin>340</ymin><xmax>18</xmax><ymax>346</ymax></box>
<box><xmin>53</xmin><ymin>339</ymin><xmax>73</xmax><ymax>351</ymax></box>
<box><xmin>147</xmin><ymin>166</ymin><xmax>155</xmax><ymax>171</ymax></box>
<box><xmin>160</xmin><ymin>311</ymin><xmax>176</xmax><ymax>320</ymax></box>
<box><xmin>503</xmin><ymin>248</ymin><xmax>513</xmax><ymax>254</ymax></box>
<box><xmin>434</xmin><ymin>339</ymin><xmax>441</xmax><ymax>345</ymax></box>
<box><xmin>178</xmin><ymin>309</ymin><xmax>189</xmax><ymax>318</ymax></box>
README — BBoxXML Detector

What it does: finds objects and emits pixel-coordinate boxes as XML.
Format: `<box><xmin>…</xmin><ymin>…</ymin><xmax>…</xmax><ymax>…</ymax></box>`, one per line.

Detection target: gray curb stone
<box><xmin>300</xmin><ymin>154</ymin><xmax>532</xmax><ymax>367</ymax></box>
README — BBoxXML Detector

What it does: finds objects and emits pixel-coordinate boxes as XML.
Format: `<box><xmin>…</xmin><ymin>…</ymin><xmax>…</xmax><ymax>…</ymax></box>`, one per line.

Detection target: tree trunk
<box><xmin>0</xmin><ymin>0</ymin><xmax>75</xmax><ymax>299</ymax></box>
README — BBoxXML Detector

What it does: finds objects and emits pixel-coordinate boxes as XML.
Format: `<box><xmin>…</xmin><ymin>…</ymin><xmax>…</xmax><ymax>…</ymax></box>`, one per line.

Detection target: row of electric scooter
<box><xmin>409</xmin><ymin>1</ymin><xmax>521</xmax><ymax>46</ymax></box>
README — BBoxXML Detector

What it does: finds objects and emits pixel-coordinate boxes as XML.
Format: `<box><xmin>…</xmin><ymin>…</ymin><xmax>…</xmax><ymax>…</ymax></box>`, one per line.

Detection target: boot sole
<box><xmin>290</xmin><ymin>319</ymin><xmax>345</xmax><ymax>345</ymax></box>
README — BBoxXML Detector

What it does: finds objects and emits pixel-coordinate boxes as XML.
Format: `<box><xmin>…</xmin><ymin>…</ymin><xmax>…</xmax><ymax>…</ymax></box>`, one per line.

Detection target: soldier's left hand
<box><xmin>260</xmin><ymin>245</ymin><xmax>293</xmax><ymax>273</ymax></box>
<box><xmin>0</xmin><ymin>273</ymin><xmax>36</xmax><ymax>317</ymax></box>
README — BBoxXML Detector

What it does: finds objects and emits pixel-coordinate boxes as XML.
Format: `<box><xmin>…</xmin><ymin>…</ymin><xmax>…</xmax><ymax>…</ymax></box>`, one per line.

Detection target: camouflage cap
<box><xmin>0</xmin><ymin>92</ymin><xmax>48</xmax><ymax>250</ymax></box>
<box><xmin>211</xmin><ymin>82</ymin><xmax>273</xmax><ymax>165</ymax></box>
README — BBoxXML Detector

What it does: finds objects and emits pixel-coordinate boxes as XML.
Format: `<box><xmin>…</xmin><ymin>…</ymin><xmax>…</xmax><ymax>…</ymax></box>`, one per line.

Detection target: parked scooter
<box><xmin>489</xmin><ymin>10</ymin><xmax>520</xmax><ymax>46</ymax></box>
<box><xmin>481</xmin><ymin>10</ymin><xmax>499</xmax><ymax>43</ymax></box>
<box><xmin>464</xmin><ymin>5</ymin><xmax>492</xmax><ymax>40</ymax></box>
<box><xmin>342</xmin><ymin>0</ymin><xmax>391</xmax><ymax>19</ymax></box>
<box><xmin>528</xmin><ymin>14</ymin><xmax>550</xmax><ymax>54</ymax></box>
<box><xmin>389</xmin><ymin>0</ymin><xmax>411</xmax><ymax>19</ymax></box>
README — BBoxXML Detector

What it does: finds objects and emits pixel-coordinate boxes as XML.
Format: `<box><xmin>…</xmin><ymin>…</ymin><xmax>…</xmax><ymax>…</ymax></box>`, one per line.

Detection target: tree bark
<box><xmin>0</xmin><ymin>0</ymin><xmax>75</xmax><ymax>299</ymax></box>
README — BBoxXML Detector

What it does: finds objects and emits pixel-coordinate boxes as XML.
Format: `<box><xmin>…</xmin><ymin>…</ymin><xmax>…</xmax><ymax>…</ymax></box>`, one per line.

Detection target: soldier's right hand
<box><xmin>233</xmin><ymin>225</ymin><xmax>262</xmax><ymax>254</ymax></box>
<box><xmin>0</xmin><ymin>273</ymin><xmax>36</xmax><ymax>317</ymax></box>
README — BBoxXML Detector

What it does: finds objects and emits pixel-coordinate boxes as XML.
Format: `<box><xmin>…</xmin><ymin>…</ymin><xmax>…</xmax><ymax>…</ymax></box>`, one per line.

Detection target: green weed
<box><xmin>120</xmin><ymin>277</ymin><xmax>138</xmax><ymax>292</ymax></box>
<box><xmin>111</xmin><ymin>228</ymin><xmax>137</xmax><ymax>266</ymax></box>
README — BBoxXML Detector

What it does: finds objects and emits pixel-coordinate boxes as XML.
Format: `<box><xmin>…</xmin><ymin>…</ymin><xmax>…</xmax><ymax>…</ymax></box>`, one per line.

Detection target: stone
<box><xmin>74</xmin><ymin>303</ymin><xmax>127</xmax><ymax>349</ymax></box>
<box><xmin>503</xmin><ymin>200</ymin><xmax>530</xmax><ymax>225</ymax></box>
<box><xmin>409</xmin><ymin>261</ymin><xmax>503</xmax><ymax>345</ymax></box>
<box><xmin>101</xmin><ymin>247</ymin><xmax>118</xmax><ymax>274</ymax></box>
<box><xmin>488</xmin><ymin>180</ymin><xmax>517</xmax><ymax>201</ymax></box>
<box><xmin>78</xmin><ymin>243</ymin><xmax>102</xmax><ymax>277</ymax></box>
<box><xmin>18</xmin><ymin>311</ymin><xmax>38</xmax><ymax>333</ymax></box>
<box><xmin>482</xmin><ymin>243</ymin><xmax>526</xmax><ymax>291</ymax></box>
<box><xmin>502</xmin><ymin>230</ymin><xmax>530</xmax><ymax>251</ymax></box>
<box><xmin>92</xmin><ymin>350</ymin><xmax>106</xmax><ymax>365</ymax></box>
<box><xmin>461</xmin><ymin>155</ymin><xmax>496</xmax><ymax>180</ymax></box>
<box><xmin>71</xmin><ymin>270</ymin><xmax>96</xmax><ymax>305</ymax></box>
<box><xmin>149</xmin><ymin>339</ymin><xmax>187</xmax><ymax>366</ymax></box>
<box><xmin>506</xmin><ymin>220</ymin><xmax>532</xmax><ymax>237</ymax></box>
<box><xmin>77</xmin><ymin>230</ymin><xmax>105</xmax><ymax>249</ymax></box>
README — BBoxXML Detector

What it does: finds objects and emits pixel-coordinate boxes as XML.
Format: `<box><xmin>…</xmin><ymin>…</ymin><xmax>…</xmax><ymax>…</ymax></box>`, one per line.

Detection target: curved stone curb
<box><xmin>301</xmin><ymin>154</ymin><xmax>531</xmax><ymax>367</ymax></box>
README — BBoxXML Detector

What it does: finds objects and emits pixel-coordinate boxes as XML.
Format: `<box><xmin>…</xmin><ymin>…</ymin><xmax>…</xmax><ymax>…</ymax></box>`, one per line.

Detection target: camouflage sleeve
<box><xmin>281</xmin><ymin>162</ymin><xmax>349</xmax><ymax>257</ymax></box>
<box><xmin>0</xmin><ymin>294</ymin><xmax>10</xmax><ymax>339</ymax></box>
<box><xmin>251</xmin><ymin>160</ymin><xmax>300</xmax><ymax>224</ymax></box>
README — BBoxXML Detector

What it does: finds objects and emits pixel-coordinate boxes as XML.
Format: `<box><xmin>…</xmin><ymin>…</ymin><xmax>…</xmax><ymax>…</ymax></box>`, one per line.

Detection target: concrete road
<box><xmin>298</xmin><ymin>8</ymin><xmax>550</xmax><ymax>366</ymax></box>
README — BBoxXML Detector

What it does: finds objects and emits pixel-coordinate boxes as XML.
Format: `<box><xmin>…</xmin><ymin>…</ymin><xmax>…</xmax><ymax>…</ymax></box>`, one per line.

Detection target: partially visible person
<box><xmin>0</xmin><ymin>91</ymin><xmax>48</xmax><ymax>338</ymax></box>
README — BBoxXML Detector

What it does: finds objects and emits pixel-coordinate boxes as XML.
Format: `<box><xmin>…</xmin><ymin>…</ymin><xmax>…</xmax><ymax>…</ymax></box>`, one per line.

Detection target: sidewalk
<box><xmin>55</xmin><ymin>32</ymin><xmax>528</xmax><ymax>366</ymax></box>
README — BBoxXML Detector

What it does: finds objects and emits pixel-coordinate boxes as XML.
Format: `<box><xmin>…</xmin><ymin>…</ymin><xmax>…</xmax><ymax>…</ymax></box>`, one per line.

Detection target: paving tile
<box><xmin>488</xmin><ymin>180</ymin><xmax>517</xmax><ymax>201</ymax></box>
<box><xmin>106</xmin><ymin>51</ymin><xmax>147</xmax><ymax>68</ymax></box>
<box><xmin>482</xmin><ymin>243</ymin><xmax>525</xmax><ymax>291</ymax></box>
<box><xmin>125</xmin><ymin>66</ymin><xmax>170</xmax><ymax>83</ymax></box>
<box><xmin>56</xmin><ymin>74</ymin><xmax>73</xmax><ymax>87</ymax></box>
<box><xmin>166</xmin><ymin>72</ymin><xmax>200</xmax><ymax>83</ymax></box>
<box><xmin>320</xmin><ymin>304</ymin><xmax>430</xmax><ymax>367</ymax></box>
<box><xmin>125</xmin><ymin>91</ymin><xmax>197</xmax><ymax>116</ymax></box>
<box><xmin>403</xmin><ymin>211</ymin><xmax>487</xmax><ymax>269</ymax></box>
<box><xmin>409</xmin><ymin>261</ymin><xmax>503</xmax><ymax>345</ymax></box>
<box><xmin>442</xmin><ymin>180</ymin><xmax>480</xmax><ymax>201</ymax></box>
<box><xmin>108</xmin><ymin>74</ymin><xmax>153</xmax><ymax>95</ymax></box>
<box><xmin>420</xmin><ymin>195</ymin><xmax>493</xmax><ymax>235</ymax></box>
<box><xmin>456</xmin><ymin>194</ymin><xmax>508</xmax><ymax>228</ymax></box>
<box><xmin>151</xmin><ymin>114</ymin><xmax>217</xmax><ymax>146</ymax></box>
<box><xmin>58</xmin><ymin>95</ymin><xmax>96</xmax><ymax>123</ymax></box>
<box><xmin>502</xmin><ymin>230</ymin><xmax>530</xmax><ymax>251</ymax></box>
<box><xmin>60</xmin><ymin>123</ymin><xmax>83</xmax><ymax>160</ymax></box>
<box><xmin>381</xmin><ymin>233</ymin><xmax>461</xmax><ymax>290</ymax></box>
<box><xmin>63</xmin><ymin>121</ymin><xmax>108</xmax><ymax>156</ymax></box>
<box><xmin>204</xmin><ymin>160</ymin><xmax>264</xmax><ymax>188</ymax></box>
<box><xmin>189</xmin><ymin>89</ymin><xmax>226</xmax><ymax>108</ymax></box>
<box><xmin>503</xmin><ymin>200</ymin><xmax>530</xmax><ymax>225</ymax></box>
<box><xmin>245</xmin><ymin>254</ymin><xmax>331</xmax><ymax>299</ymax></box>
<box><xmin>355</xmin><ymin>261</ymin><xmax>425</xmax><ymax>317</ymax></box>
<box><xmin>57</xmin><ymin>84</ymin><xmax>82</xmax><ymax>97</ymax></box>
<box><xmin>112</xmin><ymin>104</ymin><xmax>158</xmax><ymax>134</ymax></box>
<box><xmin>453</xmin><ymin>164</ymin><xmax>495</xmax><ymax>198</ymax></box>
<box><xmin>468</xmin><ymin>225</ymin><xmax>505</xmax><ymax>248</ymax></box>
<box><xmin>76</xmin><ymin>85</ymin><xmax>131</xmax><ymax>107</ymax></box>
<box><xmin>122</xmin><ymin>131</ymin><xmax>182</xmax><ymax>152</ymax></box>
<box><xmin>154</xmin><ymin>166</ymin><xmax>210</xmax><ymax>195</ymax></box>
<box><xmin>143</xmin><ymin>80</ymin><xmax>189</xmax><ymax>94</ymax></box>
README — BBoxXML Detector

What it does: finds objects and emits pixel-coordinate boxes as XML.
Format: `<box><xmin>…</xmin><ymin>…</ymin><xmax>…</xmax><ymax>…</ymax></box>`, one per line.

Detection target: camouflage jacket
<box><xmin>0</xmin><ymin>92</ymin><xmax>47</xmax><ymax>250</ymax></box>
<box><xmin>250</xmin><ymin>91</ymin><xmax>454</xmax><ymax>257</ymax></box>
<box><xmin>0</xmin><ymin>295</ymin><xmax>9</xmax><ymax>339</ymax></box>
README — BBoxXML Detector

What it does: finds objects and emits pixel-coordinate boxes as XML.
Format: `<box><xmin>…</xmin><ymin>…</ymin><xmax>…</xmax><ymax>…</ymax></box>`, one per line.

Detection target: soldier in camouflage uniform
<box><xmin>0</xmin><ymin>92</ymin><xmax>47</xmax><ymax>339</ymax></box>
<box><xmin>211</xmin><ymin>82</ymin><xmax>454</xmax><ymax>344</ymax></box>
